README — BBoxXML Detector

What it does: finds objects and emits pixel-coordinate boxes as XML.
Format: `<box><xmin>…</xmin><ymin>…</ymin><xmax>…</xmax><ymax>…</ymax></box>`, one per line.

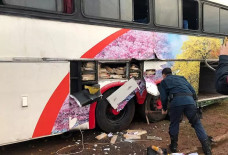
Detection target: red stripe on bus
<box><xmin>81</xmin><ymin>29</ymin><xmax>130</xmax><ymax>58</ymax></box>
<box><xmin>89</xmin><ymin>102</ymin><xmax>97</xmax><ymax>129</ymax></box>
<box><xmin>32</xmin><ymin>73</ymin><xmax>70</xmax><ymax>138</ymax></box>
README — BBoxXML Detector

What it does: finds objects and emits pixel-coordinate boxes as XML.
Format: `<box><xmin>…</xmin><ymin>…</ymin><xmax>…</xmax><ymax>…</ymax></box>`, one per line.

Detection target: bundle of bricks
<box><xmin>99</xmin><ymin>66</ymin><xmax>126</xmax><ymax>79</ymax></box>
<box><xmin>82</xmin><ymin>62</ymin><xmax>96</xmax><ymax>81</ymax></box>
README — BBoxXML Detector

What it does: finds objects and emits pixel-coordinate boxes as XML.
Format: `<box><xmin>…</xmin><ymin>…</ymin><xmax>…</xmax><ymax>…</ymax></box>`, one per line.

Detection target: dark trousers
<box><xmin>169</xmin><ymin>104</ymin><xmax>208</xmax><ymax>142</ymax></box>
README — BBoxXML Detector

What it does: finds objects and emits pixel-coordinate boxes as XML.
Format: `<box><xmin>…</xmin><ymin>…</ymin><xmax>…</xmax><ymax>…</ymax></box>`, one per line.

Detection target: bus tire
<box><xmin>96</xmin><ymin>87</ymin><xmax>135</xmax><ymax>133</ymax></box>
<box><xmin>139</xmin><ymin>94</ymin><xmax>166</xmax><ymax>122</ymax></box>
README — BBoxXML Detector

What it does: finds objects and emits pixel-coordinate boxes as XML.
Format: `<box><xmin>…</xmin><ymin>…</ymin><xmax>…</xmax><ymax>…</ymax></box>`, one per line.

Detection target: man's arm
<box><xmin>158</xmin><ymin>81</ymin><xmax>168</xmax><ymax>111</ymax></box>
<box><xmin>216</xmin><ymin>42</ymin><xmax>228</xmax><ymax>95</ymax></box>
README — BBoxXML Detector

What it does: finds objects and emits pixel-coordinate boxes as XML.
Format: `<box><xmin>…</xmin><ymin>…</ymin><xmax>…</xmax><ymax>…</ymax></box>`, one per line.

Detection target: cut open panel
<box><xmin>198</xmin><ymin>62</ymin><xmax>227</xmax><ymax>106</ymax></box>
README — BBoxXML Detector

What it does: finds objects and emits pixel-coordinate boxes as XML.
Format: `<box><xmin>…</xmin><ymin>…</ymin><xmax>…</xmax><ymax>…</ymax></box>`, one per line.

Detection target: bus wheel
<box><xmin>140</xmin><ymin>94</ymin><xmax>166</xmax><ymax>122</ymax></box>
<box><xmin>96</xmin><ymin>87</ymin><xmax>135</xmax><ymax>132</ymax></box>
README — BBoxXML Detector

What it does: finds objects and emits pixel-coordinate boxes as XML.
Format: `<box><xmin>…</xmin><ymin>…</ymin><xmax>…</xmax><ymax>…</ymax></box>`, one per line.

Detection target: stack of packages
<box><xmin>82</xmin><ymin>62</ymin><xmax>96</xmax><ymax>81</ymax></box>
<box><xmin>99</xmin><ymin>65</ymin><xmax>126</xmax><ymax>79</ymax></box>
<box><xmin>130</xmin><ymin>64</ymin><xmax>141</xmax><ymax>78</ymax></box>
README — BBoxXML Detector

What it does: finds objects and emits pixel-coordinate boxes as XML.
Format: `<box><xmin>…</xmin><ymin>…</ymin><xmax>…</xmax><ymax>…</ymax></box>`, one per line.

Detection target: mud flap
<box><xmin>70</xmin><ymin>85</ymin><xmax>102</xmax><ymax>107</ymax></box>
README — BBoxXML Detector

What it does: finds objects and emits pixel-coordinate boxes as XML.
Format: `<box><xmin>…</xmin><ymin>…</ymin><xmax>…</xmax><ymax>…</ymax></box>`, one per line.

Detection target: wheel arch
<box><xmin>89</xmin><ymin>79</ymin><xmax>162</xmax><ymax>129</ymax></box>
<box><xmin>89</xmin><ymin>81</ymin><xmax>126</xmax><ymax>129</ymax></box>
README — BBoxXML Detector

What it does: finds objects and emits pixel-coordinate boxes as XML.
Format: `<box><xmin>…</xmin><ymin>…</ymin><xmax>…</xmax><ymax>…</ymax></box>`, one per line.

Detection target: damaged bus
<box><xmin>0</xmin><ymin>0</ymin><xmax>227</xmax><ymax>146</ymax></box>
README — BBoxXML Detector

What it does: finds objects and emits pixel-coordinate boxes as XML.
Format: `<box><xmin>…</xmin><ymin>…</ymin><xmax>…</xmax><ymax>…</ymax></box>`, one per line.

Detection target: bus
<box><xmin>0</xmin><ymin>0</ymin><xmax>227</xmax><ymax>146</ymax></box>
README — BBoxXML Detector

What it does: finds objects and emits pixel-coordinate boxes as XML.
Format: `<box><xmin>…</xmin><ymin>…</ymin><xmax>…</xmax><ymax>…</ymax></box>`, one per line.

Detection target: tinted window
<box><xmin>220</xmin><ymin>9</ymin><xmax>228</xmax><ymax>34</ymax></box>
<box><xmin>183</xmin><ymin>0</ymin><xmax>199</xmax><ymax>30</ymax></box>
<box><xmin>155</xmin><ymin>0</ymin><xmax>179</xmax><ymax>27</ymax></box>
<box><xmin>120</xmin><ymin>0</ymin><xmax>133</xmax><ymax>21</ymax></box>
<box><xmin>83</xmin><ymin>0</ymin><xmax>149</xmax><ymax>23</ymax></box>
<box><xmin>2</xmin><ymin>0</ymin><xmax>74</xmax><ymax>13</ymax></box>
<box><xmin>203</xmin><ymin>4</ymin><xmax>219</xmax><ymax>33</ymax></box>
<box><xmin>83</xmin><ymin>0</ymin><xmax>120</xmax><ymax>20</ymax></box>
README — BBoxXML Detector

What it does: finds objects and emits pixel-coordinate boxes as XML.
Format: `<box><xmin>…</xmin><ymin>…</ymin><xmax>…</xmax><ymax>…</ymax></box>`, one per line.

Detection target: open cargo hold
<box><xmin>198</xmin><ymin>62</ymin><xmax>227</xmax><ymax>106</ymax></box>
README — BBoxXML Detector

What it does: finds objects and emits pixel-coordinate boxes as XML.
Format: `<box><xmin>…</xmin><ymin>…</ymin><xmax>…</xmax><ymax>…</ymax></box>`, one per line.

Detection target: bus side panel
<box><xmin>0</xmin><ymin>62</ymin><xmax>69</xmax><ymax>145</ymax></box>
<box><xmin>0</xmin><ymin>15</ymin><xmax>120</xmax><ymax>59</ymax></box>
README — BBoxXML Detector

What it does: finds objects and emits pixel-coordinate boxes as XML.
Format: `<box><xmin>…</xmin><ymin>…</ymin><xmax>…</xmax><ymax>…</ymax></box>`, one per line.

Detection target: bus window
<box><xmin>182</xmin><ymin>0</ymin><xmax>198</xmax><ymax>30</ymax></box>
<box><xmin>83</xmin><ymin>0</ymin><xmax>149</xmax><ymax>23</ymax></box>
<box><xmin>155</xmin><ymin>0</ymin><xmax>179</xmax><ymax>28</ymax></box>
<box><xmin>2</xmin><ymin>0</ymin><xmax>74</xmax><ymax>14</ymax></box>
<box><xmin>133</xmin><ymin>0</ymin><xmax>149</xmax><ymax>23</ymax></box>
<box><xmin>203</xmin><ymin>4</ymin><xmax>219</xmax><ymax>33</ymax></box>
<box><xmin>120</xmin><ymin>0</ymin><xmax>133</xmax><ymax>21</ymax></box>
<box><xmin>83</xmin><ymin>0</ymin><xmax>120</xmax><ymax>20</ymax></box>
<box><xmin>220</xmin><ymin>9</ymin><xmax>228</xmax><ymax>34</ymax></box>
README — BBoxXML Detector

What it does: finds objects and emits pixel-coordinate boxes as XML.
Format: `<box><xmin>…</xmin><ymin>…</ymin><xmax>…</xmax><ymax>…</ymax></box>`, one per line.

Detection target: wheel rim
<box><xmin>106</xmin><ymin>103</ymin><xmax>126</xmax><ymax>122</ymax></box>
<box><xmin>149</xmin><ymin>97</ymin><xmax>162</xmax><ymax>111</ymax></box>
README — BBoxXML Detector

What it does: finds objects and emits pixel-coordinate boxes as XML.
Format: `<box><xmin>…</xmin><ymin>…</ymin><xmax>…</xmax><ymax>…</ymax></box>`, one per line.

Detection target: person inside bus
<box><xmin>216</xmin><ymin>40</ymin><xmax>228</xmax><ymax>95</ymax></box>
<box><xmin>159</xmin><ymin>68</ymin><xmax>212</xmax><ymax>155</ymax></box>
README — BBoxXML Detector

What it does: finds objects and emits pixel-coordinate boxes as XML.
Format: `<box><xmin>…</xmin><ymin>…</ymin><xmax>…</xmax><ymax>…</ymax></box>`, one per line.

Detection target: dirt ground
<box><xmin>1</xmin><ymin>101</ymin><xmax>228</xmax><ymax>155</ymax></box>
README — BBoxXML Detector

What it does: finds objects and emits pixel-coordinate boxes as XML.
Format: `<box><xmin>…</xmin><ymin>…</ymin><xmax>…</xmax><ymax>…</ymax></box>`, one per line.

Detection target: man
<box><xmin>216</xmin><ymin>41</ymin><xmax>228</xmax><ymax>94</ymax></box>
<box><xmin>159</xmin><ymin>68</ymin><xmax>211</xmax><ymax>155</ymax></box>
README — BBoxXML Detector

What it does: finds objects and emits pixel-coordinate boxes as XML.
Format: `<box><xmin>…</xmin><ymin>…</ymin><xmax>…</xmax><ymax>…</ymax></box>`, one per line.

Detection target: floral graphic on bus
<box><xmin>52</xmin><ymin>96</ymin><xmax>90</xmax><ymax>134</ymax></box>
<box><xmin>95</xmin><ymin>30</ymin><xmax>173</xmax><ymax>60</ymax></box>
<box><xmin>52</xmin><ymin>29</ymin><xmax>222</xmax><ymax>134</ymax></box>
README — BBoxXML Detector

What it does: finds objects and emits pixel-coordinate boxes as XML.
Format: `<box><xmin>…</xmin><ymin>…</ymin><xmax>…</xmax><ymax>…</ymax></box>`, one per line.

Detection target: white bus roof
<box><xmin>209</xmin><ymin>0</ymin><xmax>228</xmax><ymax>6</ymax></box>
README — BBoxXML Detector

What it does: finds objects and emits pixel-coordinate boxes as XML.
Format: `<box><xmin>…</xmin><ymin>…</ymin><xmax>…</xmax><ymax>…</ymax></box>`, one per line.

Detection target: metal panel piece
<box><xmin>107</xmin><ymin>78</ymin><xmax>139</xmax><ymax>109</ymax></box>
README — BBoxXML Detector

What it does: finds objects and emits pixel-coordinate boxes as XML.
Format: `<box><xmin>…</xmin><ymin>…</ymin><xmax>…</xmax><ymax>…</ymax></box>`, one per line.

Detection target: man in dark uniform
<box><xmin>159</xmin><ymin>68</ymin><xmax>211</xmax><ymax>155</ymax></box>
<box><xmin>216</xmin><ymin>41</ymin><xmax>228</xmax><ymax>95</ymax></box>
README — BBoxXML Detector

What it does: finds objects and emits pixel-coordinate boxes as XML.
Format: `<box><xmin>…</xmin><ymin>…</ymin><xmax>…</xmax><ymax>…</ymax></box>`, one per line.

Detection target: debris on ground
<box><xmin>104</xmin><ymin>148</ymin><xmax>110</xmax><ymax>151</ymax></box>
<box><xmin>108</xmin><ymin>133</ymin><xmax>113</xmax><ymax>137</ymax></box>
<box><xmin>127</xmin><ymin>130</ymin><xmax>147</xmax><ymax>136</ymax></box>
<box><xmin>110</xmin><ymin>135</ymin><xmax>118</xmax><ymax>144</ymax></box>
<box><xmin>147</xmin><ymin>136</ymin><xmax>162</xmax><ymax>141</ymax></box>
<box><xmin>95</xmin><ymin>133</ymin><xmax>107</xmax><ymax>140</ymax></box>
<box><xmin>213</xmin><ymin>131</ymin><xmax>228</xmax><ymax>143</ymax></box>
<box><xmin>181</xmin><ymin>147</ymin><xmax>198</xmax><ymax>154</ymax></box>
<box><xmin>147</xmin><ymin>145</ymin><xmax>167</xmax><ymax>155</ymax></box>
<box><xmin>123</xmin><ymin>134</ymin><xmax>141</xmax><ymax>140</ymax></box>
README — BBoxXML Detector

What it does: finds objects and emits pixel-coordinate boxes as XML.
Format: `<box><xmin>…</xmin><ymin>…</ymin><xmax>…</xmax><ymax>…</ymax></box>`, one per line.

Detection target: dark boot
<box><xmin>201</xmin><ymin>138</ymin><xmax>212</xmax><ymax>155</ymax></box>
<box><xmin>169</xmin><ymin>135</ymin><xmax>178</xmax><ymax>153</ymax></box>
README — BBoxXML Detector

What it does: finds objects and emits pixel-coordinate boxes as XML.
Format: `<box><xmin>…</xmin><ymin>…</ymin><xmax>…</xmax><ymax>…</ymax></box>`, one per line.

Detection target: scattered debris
<box><xmin>110</xmin><ymin>135</ymin><xmax>118</xmax><ymax>144</ymax></box>
<box><xmin>182</xmin><ymin>146</ymin><xmax>198</xmax><ymax>154</ymax></box>
<box><xmin>104</xmin><ymin>148</ymin><xmax>110</xmax><ymax>151</ymax></box>
<box><xmin>96</xmin><ymin>133</ymin><xmax>107</xmax><ymax>140</ymax></box>
<box><xmin>147</xmin><ymin>145</ymin><xmax>167</xmax><ymax>155</ymax></box>
<box><xmin>108</xmin><ymin>133</ymin><xmax>113</xmax><ymax>137</ymax></box>
<box><xmin>94</xmin><ymin>144</ymin><xmax>98</xmax><ymax>147</ymax></box>
<box><xmin>147</xmin><ymin>136</ymin><xmax>162</xmax><ymax>141</ymax></box>
<box><xmin>213</xmin><ymin>132</ymin><xmax>228</xmax><ymax>143</ymax></box>
<box><xmin>126</xmin><ymin>130</ymin><xmax>147</xmax><ymax>136</ymax></box>
<box><xmin>123</xmin><ymin>134</ymin><xmax>141</xmax><ymax>140</ymax></box>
